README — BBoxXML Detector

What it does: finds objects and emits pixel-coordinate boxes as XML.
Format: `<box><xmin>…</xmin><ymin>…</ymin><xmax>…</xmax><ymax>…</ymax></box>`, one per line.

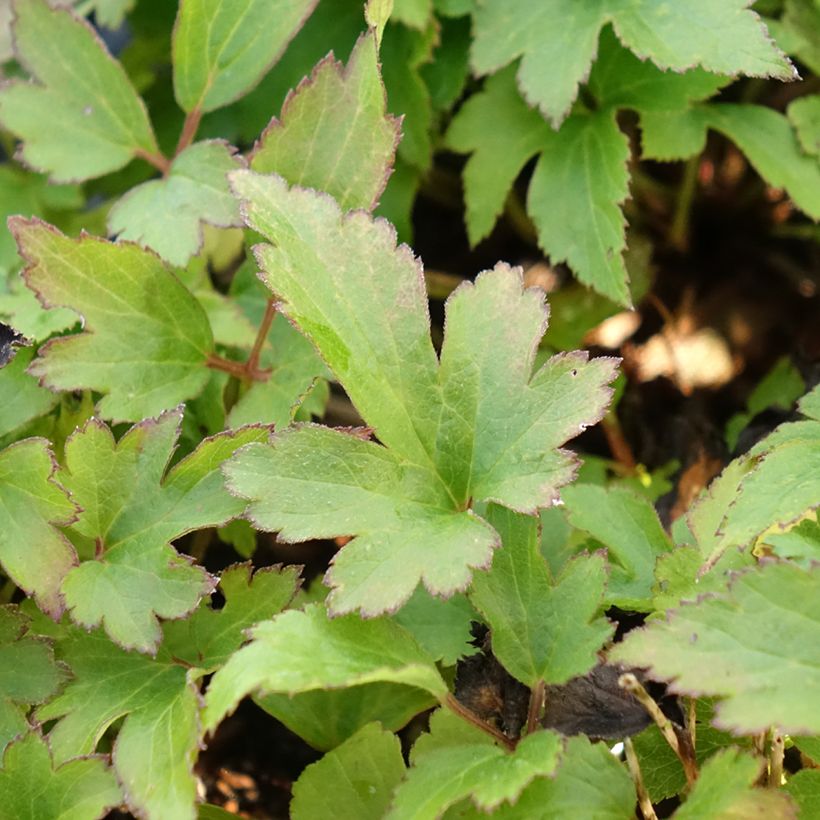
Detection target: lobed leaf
<box><xmin>14</xmin><ymin>218</ymin><xmax>214</xmax><ymax>422</ymax></box>
<box><xmin>0</xmin><ymin>0</ymin><xmax>157</xmax><ymax>181</ymax></box>
<box><xmin>611</xmin><ymin>562</ymin><xmax>820</xmax><ymax>734</ymax></box>
<box><xmin>172</xmin><ymin>0</ymin><xmax>319</xmax><ymax>113</ymax></box>
<box><xmin>788</xmin><ymin>94</ymin><xmax>820</xmax><ymax>157</ymax></box>
<box><xmin>108</xmin><ymin>140</ymin><xmax>244</xmax><ymax>267</ymax></box>
<box><xmin>0</xmin><ymin>438</ymin><xmax>77</xmax><ymax>617</ymax></box>
<box><xmin>0</xmin><ymin>346</ymin><xmax>58</xmax><ymax>437</ymax></box>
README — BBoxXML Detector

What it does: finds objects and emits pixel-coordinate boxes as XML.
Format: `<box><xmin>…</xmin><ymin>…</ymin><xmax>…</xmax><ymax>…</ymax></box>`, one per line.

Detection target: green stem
<box><xmin>245</xmin><ymin>298</ymin><xmax>276</xmax><ymax>377</ymax></box>
<box><xmin>669</xmin><ymin>156</ymin><xmax>699</xmax><ymax>252</ymax></box>
<box><xmin>175</xmin><ymin>107</ymin><xmax>203</xmax><ymax>156</ymax></box>
<box><xmin>526</xmin><ymin>680</ymin><xmax>545</xmax><ymax>735</ymax></box>
<box><xmin>134</xmin><ymin>147</ymin><xmax>171</xmax><ymax>175</ymax></box>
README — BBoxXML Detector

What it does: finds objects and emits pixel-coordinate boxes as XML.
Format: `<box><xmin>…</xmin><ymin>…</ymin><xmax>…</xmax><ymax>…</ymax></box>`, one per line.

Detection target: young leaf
<box><xmin>0</xmin><ymin>346</ymin><xmax>59</xmax><ymax>437</ymax></box>
<box><xmin>0</xmin><ymin>0</ymin><xmax>157</xmax><ymax>182</ymax></box>
<box><xmin>291</xmin><ymin>723</ymin><xmax>405</xmax><ymax>820</ymax></box>
<box><xmin>257</xmin><ymin>684</ymin><xmax>435</xmax><ymax>751</ymax></box>
<box><xmin>251</xmin><ymin>33</ymin><xmax>400</xmax><ymax>211</ymax></box>
<box><xmin>388</xmin><ymin>730</ymin><xmax>561</xmax><ymax>818</ymax></box>
<box><xmin>562</xmin><ymin>484</ymin><xmax>672</xmax><ymax>610</ymax></box>
<box><xmin>226</xmin><ymin>170</ymin><xmax>617</xmax><ymax>614</ymax></box>
<box><xmin>0</xmin><ymin>731</ymin><xmax>121</xmax><ymax>820</ymax></box>
<box><xmin>469</xmin><ymin>506</ymin><xmax>613</xmax><ymax>687</ymax></box>
<box><xmin>471</xmin><ymin>0</ymin><xmax>794</xmax><ymax>127</ymax></box>
<box><xmin>108</xmin><ymin>141</ymin><xmax>244</xmax><ymax>267</ymax></box>
<box><xmin>14</xmin><ymin>218</ymin><xmax>214</xmax><ymax>422</ymax></box>
<box><xmin>203</xmin><ymin>603</ymin><xmax>448</xmax><ymax>733</ymax></box>
<box><xmin>37</xmin><ymin>628</ymin><xmax>199</xmax><ymax>820</ymax></box>
<box><xmin>172</xmin><ymin>0</ymin><xmax>319</xmax><ymax>114</ymax></box>
<box><xmin>57</xmin><ymin>411</ymin><xmax>269</xmax><ymax>653</ymax></box>
<box><xmin>675</xmin><ymin>748</ymin><xmax>794</xmax><ymax>818</ymax></box>
<box><xmin>0</xmin><ymin>607</ymin><xmax>63</xmax><ymax>754</ymax></box>
<box><xmin>611</xmin><ymin>562</ymin><xmax>820</xmax><ymax>734</ymax></box>
<box><xmin>162</xmin><ymin>563</ymin><xmax>301</xmax><ymax>672</ymax></box>
<box><xmin>0</xmin><ymin>438</ymin><xmax>77</xmax><ymax>617</ymax></box>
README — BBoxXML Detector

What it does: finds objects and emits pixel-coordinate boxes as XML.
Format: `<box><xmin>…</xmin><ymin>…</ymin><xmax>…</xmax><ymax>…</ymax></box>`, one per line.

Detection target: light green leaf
<box><xmin>392</xmin><ymin>0</ymin><xmax>432</xmax><ymax>28</ymax></box>
<box><xmin>0</xmin><ymin>0</ymin><xmax>157</xmax><ymax>181</ymax></box>
<box><xmin>172</xmin><ymin>0</ymin><xmax>318</xmax><ymax>113</ymax></box>
<box><xmin>389</xmin><ymin>730</ymin><xmax>561</xmax><ymax>819</ymax></box>
<box><xmin>562</xmin><ymin>484</ymin><xmax>672</xmax><ymax>610</ymax></box>
<box><xmin>292</xmin><ymin>723</ymin><xmax>405</xmax><ymax>820</ymax></box>
<box><xmin>470</xmin><ymin>506</ymin><xmax>612</xmax><ymax>687</ymax></box>
<box><xmin>788</xmin><ymin>94</ymin><xmax>820</xmax><ymax>157</ymax></box>
<box><xmin>0</xmin><ymin>346</ymin><xmax>58</xmax><ymax>437</ymax></box>
<box><xmin>258</xmin><ymin>684</ymin><xmax>435</xmax><ymax>751</ymax></box>
<box><xmin>108</xmin><ymin>140</ymin><xmax>244</xmax><ymax>267</ymax></box>
<box><xmin>639</xmin><ymin>107</ymin><xmax>711</xmax><ymax>161</ymax></box>
<box><xmin>0</xmin><ymin>607</ymin><xmax>63</xmax><ymax>754</ymax></box>
<box><xmin>782</xmin><ymin>0</ymin><xmax>820</xmax><ymax>75</ymax></box>
<box><xmin>203</xmin><ymin>603</ymin><xmax>448</xmax><ymax>733</ymax></box>
<box><xmin>251</xmin><ymin>33</ymin><xmax>400</xmax><ymax>211</ymax></box>
<box><xmin>471</xmin><ymin>0</ymin><xmax>794</xmax><ymax>126</ymax></box>
<box><xmin>784</xmin><ymin>770</ymin><xmax>820</xmax><ymax>818</ymax></box>
<box><xmin>611</xmin><ymin>562</ymin><xmax>820</xmax><ymax>734</ymax></box>
<box><xmin>454</xmin><ymin>735</ymin><xmax>636</xmax><ymax>819</ymax></box>
<box><xmin>162</xmin><ymin>563</ymin><xmax>300</xmax><ymax>672</ymax></box>
<box><xmin>38</xmin><ymin>628</ymin><xmax>199</xmax><ymax>820</ymax></box>
<box><xmin>15</xmin><ymin>218</ymin><xmax>214</xmax><ymax>422</ymax></box>
<box><xmin>765</xmin><ymin>512</ymin><xmax>820</xmax><ymax>564</ymax></box>
<box><xmin>675</xmin><ymin>748</ymin><xmax>794</xmax><ymax>818</ymax></box>
<box><xmin>57</xmin><ymin>411</ymin><xmax>268</xmax><ymax>653</ymax></box>
<box><xmin>228</xmin><ymin>171</ymin><xmax>617</xmax><ymax>614</ymax></box>
<box><xmin>0</xmin><ymin>269</ymin><xmax>77</xmax><ymax>343</ymax></box>
<box><xmin>0</xmin><ymin>438</ymin><xmax>77</xmax><ymax>617</ymax></box>
<box><xmin>800</xmin><ymin>384</ymin><xmax>820</xmax><ymax>422</ymax></box>
<box><xmin>0</xmin><ymin>731</ymin><xmax>121</xmax><ymax>820</ymax></box>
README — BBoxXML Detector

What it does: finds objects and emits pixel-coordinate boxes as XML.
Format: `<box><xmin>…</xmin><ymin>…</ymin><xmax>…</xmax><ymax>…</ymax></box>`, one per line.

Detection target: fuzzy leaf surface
<box><xmin>162</xmin><ymin>563</ymin><xmax>300</xmax><ymax>672</ymax></box>
<box><xmin>37</xmin><ymin>628</ymin><xmax>199</xmax><ymax>820</ymax></box>
<box><xmin>251</xmin><ymin>33</ymin><xmax>399</xmax><ymax>211</ymax></box>
<box><xmin>172</xmin><ymin>0</ymin><xmax>318</xmax><ymax>113</ymax></box>
<box><xmin>15</xmin><ymin>219</ymin><xmax>214</xmax><ymax>421</ymax></box>
<box><xmin>469</xmin><ymin>506</ymin><xmax>612</xmax><ymax>687</ymax></box>
<box><xmin>611</xmin><ymin>562</ymin><xmax>820</xmax><ymax>734</ymax></box>
<box><xmin>675</xmin><ymin>748</ymin><xmax>794</xmax><ymax>818</ymax></box>
<box><xmin>204</xmin><ymin>603</ymin><xmax>448</xmax><ymax>732</ymax></box>
<box><xmin>0</xmin><ymin>0</ymin><xmax>157</xmax><ymax>181</ymax></box>
<box><xmin>108</xmin><ymin>141</ymin><xmax>244</xmax><ymax>267</ymax></box>
<box><xmin>471</xmin><ymin>0</ymin><xmax>793</xmax><ymax>126</ymax></box>
<box><xmin>291</xmin><ymin>723</ymin><xmax>405</xmax><ymax>820</ymax></box>
<box><xmin>0</xmin><ymin>607</ymin><xmax>62</xmax><ymax>754</ymax></box>
<box><xmin>0</xmin><ymin>731</ymin><xmax>121</xmax><ymax>820</ymax></box>
<box><xmin>390</xmin><ymin>730</ymin><xmax>561</xmax><ymax>819</ymax></box>
<box><xmin>0</xmin><ymin>438</ymin><xmax>77</xmax><ymax>617</ymax></box>
<box><xmin>57</xmin><ymin>411</ymin><xmax>268</xmax><ymax>653</ymax></box>
<box><xmin>227</xmin><ymin>170</ymin><xmax>617</xmax><ymax>614</ymax></box>
<box><xmin>562</xmin><ymin>484</ymin><xmax>672</xmax><ymax>610</ymax></box>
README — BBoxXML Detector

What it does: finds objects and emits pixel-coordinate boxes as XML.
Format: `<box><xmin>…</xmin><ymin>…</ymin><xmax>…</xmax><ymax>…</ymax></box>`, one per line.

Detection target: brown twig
<box><xmin>619</xmin><ymin>673</ymin><xmax>698</xmax><ymax>787</ymax></box>
<box><xmin>246</xmin><ymin>298</ymin><xmax>277</xmax><ymax>376</ymax></box>
<box><xmin>175</xmin><ymin>106</ymin><xmax>203</xmax><ymax>156</ymax></box>
<box><xmin>134</xmin><ymin>147</ymin><xmax>171</xmax><ymax>175</ymax></box>
<box><xmin>526</xmin><ymin>680</ymin><xmax>545</xmax><ymax>735</ymax></box>
<box><xmin>625</xmin><ymin>738</ymin><xmax>658</xmax><ymax>820</ymax></box>
<box><xmin>602</xmin><ymin>413</ymin><xmax>637</xmax><ymax>474</ymax></box>
<box><xmin>768</xmin><ymin>730</ymin><xmax>785</xmax><ymax>788</ymax></box>
<box><xmin>444</xmin><ymin>694</ymin><xmax>516</xmax><ymax>751</ymax></box>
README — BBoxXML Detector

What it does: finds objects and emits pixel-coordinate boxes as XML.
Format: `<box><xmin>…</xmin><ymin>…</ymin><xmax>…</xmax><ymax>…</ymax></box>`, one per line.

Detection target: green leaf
<box><xmin>291</xmin><ymin>723</ymin><xmax>405</xmax><ymax>820</ymax></box>
<box><xmin>469</xmin><ymin>506</ymin><xmax>612</xmax><ymax>687</ymax></box>
<box><xmin>257</xmin><ymin>683</ymin><xmax>435</xmax><ymax>751</ymax></box>
<box><xmin>0</xmin><ymin>346</ymin><xmax>58</xmax><ymax>437</ymax></box>
<box><xmin>782</xmin><ymin>0</ymin><xmax>820</xmax><ymax>75</ymax></box>
<box><xmin>639</xmin><ymin>107</ymin><xmax>711</xmax><ymax>161</ymax></box>
<box><xmin>471</xmin><ymin>0</ymin><xmax>794</xmax><ymax>126</ymax></box>
<box><xmin>57</xmin><ymin>411</ymin><xmax>269</xmax><ymax>653</ymax></box>
<box><xmin>788</xmin><ymin>94</ymin><xmax>820</xmax><ymax>157</ymax></box>
<box><xmin>562</xmin><ymin>484</ymin><xmax>672</xmax><ymax>610</ymax></box>
<box><xmin>784</xmin><ymin>770</ymin><xmax>820</xmax><ymax>818</ymax></box>
<box><xmin>388</xmin><ymin>730</ymin><xmax>561</xmax><ymax>818</ymax></box>
<box><xmin>611</xmin><ymin>562</ymin><xmax>820</xmax><ymax>734</ymax></box>
<box><xmin>0</xmin><ymin>0</ymin><xmax>157</xmax><ymax>182</ymax></box>
<box><xmin>0</xmin><ymin>438</ymin><xmax>77</xmax><ymax>617</ymax></box>
<box><xmin>675</xmin><ymin>748</ymin><xmax>794</xmax><ymax>818</ymax></box>
<box><xmin>392</xmin><ymin>0</ymin><xmax>432</xmax><ymax>28</ymax></box>
<box><xmin>451</xmin><ymin>735</ymin><xmax>635</xmax><ymax>819</ymax></box>
<box><xmin>108</xmin><ymin>140</ymin><xmax>244</xmax><ymax>267</ymax></box>
<box><xmin>0</xmin><ymin>606</ymin><xmax>63</xmax><ymax>754</ymax></box>
<box><xmin>37</xmin><ymin>627</ymin><xmax>199</xmax><ymax>820</ymax></box>
<box><xmin>203</xmin><ymin>603</ymin><xmax>448</xmax><ymax>733</ymax></box>
<box><xmin>227</xmin><ymin>170</ymin><xmax>617</xmax><ymax>614</ymax></box>
<box><xmin>172</xmin><ymin>0</ymin><xmax>318</xmax><ymax>113</ymax></box>
<box><xmin>0</xmin><ymin>731</ymin><xmax>121</xmax><ymax>820</ymax></box>
<box><xmin>162</xmin><ymin>563</ymin><xmax>300</xmax><ymax>672</ymax></box>
<box><xmin>14</xmin><ymin>218</ymin><xmax>214</xmax><ymax>422</ymax></box>
<box><xmin>251</xmin><ymin>33</ymin><xmax>400</xmax><ymax>211</ymax></box>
